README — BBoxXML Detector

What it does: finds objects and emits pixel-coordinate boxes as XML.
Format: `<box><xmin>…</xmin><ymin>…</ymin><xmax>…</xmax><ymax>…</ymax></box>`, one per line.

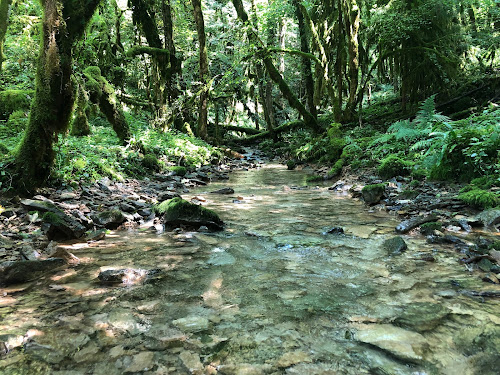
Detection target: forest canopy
<box><xmin>0</xmin><ymin>0</ymin><xmax>498</xmax><ymax>192</ymax></box>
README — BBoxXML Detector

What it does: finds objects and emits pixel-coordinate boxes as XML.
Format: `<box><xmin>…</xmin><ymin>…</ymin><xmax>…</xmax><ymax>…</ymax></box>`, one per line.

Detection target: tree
<box><xmin>13</xmin><ymin>0</ymin><xmax>101</xmax><ymax>192</ymax></box>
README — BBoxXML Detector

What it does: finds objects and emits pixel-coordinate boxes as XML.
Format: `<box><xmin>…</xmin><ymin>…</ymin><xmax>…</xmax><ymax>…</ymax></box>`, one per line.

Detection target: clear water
<box><xmin>1</xmin><ymin>164</ymin><xmax>499</xmax><ymax>374</ymax></box>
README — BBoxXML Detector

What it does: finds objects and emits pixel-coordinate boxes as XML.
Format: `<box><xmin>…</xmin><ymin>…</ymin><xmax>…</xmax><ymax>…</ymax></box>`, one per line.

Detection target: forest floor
<box><xmin>0</xmin><ymin>149</ymin><xmax>499</xmax><ymax>286</ymax></box>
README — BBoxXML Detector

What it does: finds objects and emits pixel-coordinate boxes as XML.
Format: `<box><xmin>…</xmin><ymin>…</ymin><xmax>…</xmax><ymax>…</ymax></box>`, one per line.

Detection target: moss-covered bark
<box><xmin>191</xmin><ymin>0</ymin><xmax>209</xmax><ymax>140</ymax></box>
<box><xmin>13</xmin><ymin>0</ymin><xmax>101</xmax><ymax>192</ymax></box>
<box><xmin>0</xmin><ymin>0</ymin><xmax>12</xmax><ymax>71</ymax></box>
<box><xmin>83</xmin><ymin>66</ymin><xmax>131</xmax><ymax>143</ymax></box>
<box><xmin>70</xmin><ymin>83</ymin><xmax>91</xmax><ymax>136</ymax></box>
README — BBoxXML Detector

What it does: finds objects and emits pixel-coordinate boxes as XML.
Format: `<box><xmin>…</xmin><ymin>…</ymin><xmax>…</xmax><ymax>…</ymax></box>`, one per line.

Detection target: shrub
<box><xmin>142</xmin><ymin>154</ymin><xmax>161</xmax><ymax>172</ymax></box>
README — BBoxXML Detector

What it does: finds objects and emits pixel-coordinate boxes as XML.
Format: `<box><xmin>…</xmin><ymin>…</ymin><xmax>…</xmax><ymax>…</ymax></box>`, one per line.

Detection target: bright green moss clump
<box><xmin>142</xmin><ymin>154</ymin><xmax>161</xmax><ymax>171</ymax></box>
<box><xmin>158</xmin><ymin>197</ymin><xmax>224</xmax><ymax>230</ymax></box>
<box><xmin>378</xmin><ymin>155</ymin><xmax>412</xmax><ymax>179</ymax></box>
<box><xmin>168</xmin><ymin>166</ymin><xmax>187</xmax><ymax>176</ymax></box>
<box><xmin>0</xmin><ymin>90</ymin><xmax>33</xmax><ymax>120</ymax></box>
<box><xmin>458</xmin><ymin>189</ymin><xmax>499</xmax><ymax>209</ymax></box>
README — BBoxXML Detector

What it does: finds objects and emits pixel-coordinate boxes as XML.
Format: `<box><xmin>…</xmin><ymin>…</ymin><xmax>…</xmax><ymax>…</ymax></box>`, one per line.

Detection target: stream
<box><xmin>1</xmin><ymin>163</ymin><xmax>499</xmax><ymax>375</ymax></box>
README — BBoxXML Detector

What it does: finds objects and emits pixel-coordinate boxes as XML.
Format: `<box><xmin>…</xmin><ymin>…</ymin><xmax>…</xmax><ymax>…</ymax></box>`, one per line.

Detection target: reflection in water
<box><xmin>1</xmin><ymin>164</ymin><xmax>499</xmax><ymax>375</ymax></box>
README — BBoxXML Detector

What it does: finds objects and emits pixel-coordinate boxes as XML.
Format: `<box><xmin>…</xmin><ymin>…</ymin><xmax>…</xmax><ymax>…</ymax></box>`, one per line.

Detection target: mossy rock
<box><xmin>361</xmin><ymin>183</ymin><xmax>386</xmax><ymax>205</ymax></box>
<box><xmin>382</xmin><ymin>236</ymin><xmax>408</xmax><ymax>255</ymax></box>
<box><xmin>286</xmin><ymin>160</ymin><xmax>296</xmax><ymax>170</ymax></box>
<box><xmin>168</xmin><ymin>166</ymin><xmax>187</xmax><ymax>177</ymax></box>
<box><xmin>458</xmin><ymin>189</ymin><xmax>499</xmax><ymax>209</ymax></box>
<box><xmin>0</xmin><ymin>90</ymin><xmax>34</xmax><ymax>121</ymax></box>
<box><xmin>394</xmin><ymin>302</ymin><xmax>449</xmax><ymax>332</ymax></box>
<box><xmin>142</xmin><ymin>154</ymin><xmax>161</xmax><ymax>172</ymax></box>
<box><xmin>328</xmin><ymin>159</ymin><xmax>344</xmax><ymax>178</ymax></box>
<box><xmin>378</xmin><ymin>155</ymin><xmax>412</xmax><ymax>179</ymax></box>
<box><xmin>160</xmin><ymin>197</ymin><xmax>223</xmax><ymax>231</ymax></box>
<box><xmin>420</xmin><ymin>222</ymin><xmax>442</xmax><ymax>235</ymax></box>
<box><xmin>91</xmin><ymin>209</ymin><xmax>126</xmax><ymax>229</ymax></box>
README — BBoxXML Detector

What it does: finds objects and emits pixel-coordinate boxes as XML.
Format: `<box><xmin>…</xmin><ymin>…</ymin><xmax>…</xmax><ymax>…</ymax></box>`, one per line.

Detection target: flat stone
<box><xmin>210</xmin><ymin>187</ymin><xmax>234</xmax><ymax>195</ymax></box>
<box><xmin>124</xmin><ymin>351</ymin><xmax>154</xmax><ymax>373</ymax></box>
<box><xmin>394</xmin><ymin>302</ymin><xmax>449</xmax><ymax>332</ymax></box>
<box><xmin>0</xmin><ymin>258</ymin><xmax>66</xmax><ymax>285</ymax></box>
<box><xmin>92</xmin><ymin>210</ymin><xmax>126</xmax><ymax>229</ymax></box>
<box><xmin>276</xmin><ymin>351</ymin><xmax>312</xmax><ymax>368</ymax></box>
<box><xmin>355</xmin><ymin>324</ymin><xmax>428</xmax><ymax>362</ymax></box>
<box><xmin>179</xmin><ymin>351</ymin><xmax>204</xmax><ymax>374</ymax></box>
<box><xmin>172</xmin><ymin>316</ymin><xmax>209</xmax><ymax>333</ymax></box>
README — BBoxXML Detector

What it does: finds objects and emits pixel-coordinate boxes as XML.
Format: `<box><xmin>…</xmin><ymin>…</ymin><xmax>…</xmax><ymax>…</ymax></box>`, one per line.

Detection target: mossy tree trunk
<box><xmin>293</xmin><ymin>0</ymin><xmax>317</xmax><ymax>120</ymax></box>
<box><xmin>13</xmin><ymin>0</ymin><xmax>101</xmax><ymax>192</ymax></box>
<box><xmin>191</xmin><ymin>0</ymin><xmax>209</xmax><ymax>140</ymax></box>
<box><xmin>345</xmin><ymin>0</ymin><xmax>360</xmax><ymax>120</ymax></box>
<box><xmin>232</xmin><ymin>0</ymin><xmax>319</xmax><ymax>132</ymax></box>
<box><xmin>0</xmin><ymin>0</ymin><xmax>12</xmax><ymax>71</ymax></box>
<box><xmin>71</xmin><ymin>82</ymin><xmax>91</xmax><ymax>136</ymax></box>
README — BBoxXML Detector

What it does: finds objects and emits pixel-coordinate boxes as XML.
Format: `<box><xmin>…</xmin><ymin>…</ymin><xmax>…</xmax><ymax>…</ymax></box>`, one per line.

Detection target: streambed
<box><xmin>1</xmin><ymin>164</ymin><xmax>499</xmax><ymax>374</ymax></box>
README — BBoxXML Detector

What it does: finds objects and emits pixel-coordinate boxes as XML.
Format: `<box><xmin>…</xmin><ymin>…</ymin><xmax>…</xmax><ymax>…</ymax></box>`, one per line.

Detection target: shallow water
<box><xmin>1</xmin><ymin>164</ymin><xmax>500</xmax><ymax>374</ymax></box>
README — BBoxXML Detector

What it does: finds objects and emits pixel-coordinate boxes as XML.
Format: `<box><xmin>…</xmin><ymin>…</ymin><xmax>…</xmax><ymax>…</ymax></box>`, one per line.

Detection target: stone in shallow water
<box><xmin>172</xmin><ymin>316</ymin><xmax>209</xmax><ymax>333</ymax></box>
<box><xmin>382</xmin><ymin>236</ymin><xmax>408</xmax><ymax>255</ymax></box>
<box><xmin>354</xmin><ymin>324</ymin><xmax>428</xmax><ymax>362</ymax></box>
<box><xmin>277</xmin><ymin>350</ymin><xmax>312</xmax><ymax>368</ymax></box>
<box><xmin>217</xmin><ymin>363</ymin><xmax>273</xmax><ymax>375</ymax></box>
<box><xmin>179</xmin><ymin>350</ymin><xmax>204</xmax><ymax>374</ymax></box>
<box><xmin>207</xmin><ymin>251</ymin><xmax>236</xmax><ymax>266</ymax></box>
<box><xmin>124</xmin><ymin>351</ymin><xmax>155</xmax><ymax>373</ymax></box>
<box><xmin>394</xmin><ymin>302</ymin><xmax>449</xmax><ymax>332</ymax></box>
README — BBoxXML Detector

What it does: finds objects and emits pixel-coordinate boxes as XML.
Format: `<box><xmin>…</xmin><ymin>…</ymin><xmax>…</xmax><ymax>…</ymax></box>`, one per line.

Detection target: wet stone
<box><xmin>394</xmin><ymin>302</ymin><xmax>449</xmax><ymax>332</ymax></box>
<box><xmin>382</xmin><ymin>236</ymin><xmax>407</xmax><ymax>255</ymax></box>
<box><xmin>172</xmin><ymin>316</ymin><xmax>209</xmax><ymax>333</ymax></box>
<box><xmin>0</xmin><ymin>258</ymin><xmax>66</xmax><ymax>285</ymax></box>
<box><xmin>124</xmin><ymin>351</ymin><xmax>155</xmax><ymax>373</ymax></box>
<box><xmin>92</xmin><ymin>209</ymin><xmax>126</xmax><ymax>229</ymax></box>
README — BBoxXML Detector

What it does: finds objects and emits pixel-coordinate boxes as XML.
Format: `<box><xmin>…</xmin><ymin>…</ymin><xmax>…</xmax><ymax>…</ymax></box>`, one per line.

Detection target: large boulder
<box><xmin>476</xmin><ymin>209</ymin><xmax>500</xmax><ymax>228</ymax></box>
<box><xmin>158</xmin><ymin>197</ymin><xmax>223</xmax><ymax>231</ymax></box>
<box><xmin>43</xmin><ymin>211</ymin><xmax>87</xmax><ymax>241</ymax></box>
<box><xmin>0</xmin><ymin>258</ymin><xmax>66</xmax><ymax>285</ymax></box>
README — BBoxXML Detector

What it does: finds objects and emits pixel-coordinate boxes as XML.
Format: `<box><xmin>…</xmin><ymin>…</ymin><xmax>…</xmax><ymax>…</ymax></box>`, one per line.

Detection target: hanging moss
<box><xmin>71</xmin><ymin>83</ymin><xmax>91</xmax><ymax>136</ymax></box>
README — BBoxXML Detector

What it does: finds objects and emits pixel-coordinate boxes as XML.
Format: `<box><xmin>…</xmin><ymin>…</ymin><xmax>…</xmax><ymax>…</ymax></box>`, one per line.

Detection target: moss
<box><xmin>420</xmin><ymin>222</ymin><xmax>442</xmax><ymax>235</ymax></box>
<box><xmin>142</xmin><ymin>154</ymin><xmax>161</xmax><ymax>171</ymax></box>
<box><xmin>458</xmin><ymin>189</ymin><xmax>499</xmax><ymax>209</ymax></box>
<box><xmin>491</xmin><ymin>241</ymin><xmax>500</xmax><ymax>251</ymax></box>
<box><xmin>328</xmin><ymin>159</ymin><xmax>344</xmax><ymax>177</ymax></box>
<box><xmin>0</xmin><ymin>90</ymin><xmax>34</xmax><ymax>121</ymax></box>
<box><xmin>306</xmin><ymin>175</ymin><xmax>324</xmax><ymax>182</ymax></box>
<box><xmin>42</xmin><ymin>211</ymin><xmax>64</xmax><ymax>225</ymax></box>
<box><xmin>156</xmin><ymin>197</ymin><xmax>223</xmax><ymax>228</ymax></box>
<box><xmin>286</xmin><ymin>160</ymin><xmax>296</xmax><ymax>170</ymax></box>
<box><xmin>398</xmin><ymin>189</ymin><xmax>419</xmax><ymax>199</ymax></box>
<box><xmin>168</xmin><ymin>166</ymin><xmax>187</xmax><ymax>176</ymax></box>
<box><xmin>362</xmin><ymin>183</ymin><xmax>387</xmax><ymax>194</ymax></box>
<box><xmin>378</xmin><ymin>155</ymin><xmax>412</xmax><ymax>179</ymax></box>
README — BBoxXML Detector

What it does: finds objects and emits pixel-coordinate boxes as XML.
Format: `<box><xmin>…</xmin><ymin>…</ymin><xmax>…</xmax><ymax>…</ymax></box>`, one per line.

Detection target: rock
<box><xmin>179</xmin><ymin>351</ymin><xmax>204</xmax><ymax>374</ymax></box>
<box><xmin>395</xmin><ymin>213</ymin><xmax>438</xmax><ymax>234</ymax></box>
<box><xmin>20</xmin><ymin>199</ymin><xmax>59</xmax><ymax>213</ymax></box>
<box><xmin>73</xmin><ymin>342</ymin><xmax>100</xmax><ymax>363</ymax></box>
<box><xmin>98</xmin><ymin>268</ymin><xmax>163</xmax><ymax>285</ymax></box>
<box><xmin>355</xmin><ymin>324</ymin><xmax>428</xmax><ymax>362</ymax></box>
<box><xmin>382</xmin><ymin>236</ymin><xmax>407</xmax><ymax>255</ymax></box>
<box><xmin>124</xmin><ymin>351</ymin><xmax>155</xmax><ymax>373</ymax></box>
<box><xmin>172</xmin><ymin>316</ymin><xmax>209</xmax><ymax>333</ymax></box>
<box><xmin>276</xmin><ymin>351</ymin><xmax>312</xmax><ymax>368</ymax></box>
<box><xmin>119</xmin><ymin>202</ymin><xmax>136</xmax><ymax>213</ymax></box>
<box><xmin>59</xmin><ymin>192</ymin><xmax>78</xmax><ymax>200</ymax></box>
<box><xmin>158</xmin><ymin>192</ymin><xmax>181</xmax><ymax>201</ymax></box>
<box><xmin>326</xmin><ymin>227</ymin><xmax>344</xmax><ymax>235</ymax></box>
<box><xmin>0</xmin><ymin>258</ymin><xmax>66</xmax><ymax>285</ymax></box>
<box><xmin>210</xmin><ymin>187</ymin><xmax>234</xmax><ymax>195</ymax></box>
<box><xmin>394</xmin><ymin>302</ymin><xmax>449</xmax><ymax>332</ymax></box>
<box><xmin>85</xmin><ymin>229</ymin><xmax>106</xmax><ymax>242</ymax></box>
<box><xmin>476</xmin><ymin>208</ymin><xmax>500</xmax><ymax>227</ymax></box>
<box><xmin>478</xmin><ymin>258</ymin><xmax>495</xmax><ymax>272</ymax></box>
<box><xmin>43</xmin><ymin>210</ymin><xmax>87</xmax><ymax>240</ymax></box>
<box><xmin>91</xmin><ymin>209</ymin><xmax>126</xmax><ymax>229</ymax></box>
<box><xmin>426</xmin><ymin>234</ymin><xmax>467</xmax><ymax>246</ymax></box>
<box><xmin>361</xmin><ymin>183</ymin><xmax>386</xmax><ymax>205</ymax></box>
<box><xmin>137</xmin><ymin>208</ymin><xmax>152</xmax><ymax>217</ymax></box>
<box><xmin>159</xmin><ymin>197</ymin><xmax>224</xmax><ymax>231</ymax></box>
<box><xmin>48</xmin><ymin>248</ymin><xmax>80</xmax><ymax>265</ymax></box>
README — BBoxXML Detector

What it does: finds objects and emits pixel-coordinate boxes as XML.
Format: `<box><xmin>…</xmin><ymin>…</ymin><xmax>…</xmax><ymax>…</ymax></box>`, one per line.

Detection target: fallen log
<box><xmin>221</xmin><ymin>125</ymin><xmax>261</xmax><ymax>135</ymax></box>
<box><xmin>232</xmin><ymin>120</ymin><xmax>307</xmax><ymax>144</ymax></box>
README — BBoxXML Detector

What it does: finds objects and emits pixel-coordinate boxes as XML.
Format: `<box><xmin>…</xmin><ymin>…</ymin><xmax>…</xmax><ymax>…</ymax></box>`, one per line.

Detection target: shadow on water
<box><xmin>1</xmin><ymin>164</ymin><xmax>499</xmax><ymax>374</ymax></box>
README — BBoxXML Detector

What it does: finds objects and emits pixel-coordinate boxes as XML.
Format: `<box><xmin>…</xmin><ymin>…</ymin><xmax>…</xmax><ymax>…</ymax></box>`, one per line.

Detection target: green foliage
<box><xmin>0</xmin><ymin>90</ymin><xmax>33</xmax><ymax>120</ymax></box>
<box><xmin>378</xmin><ymin>155</ymin><xmax>413</xmax><ymax>179</ymax></box>
<box><xmin>306</xmin><ymin>175</ymin><xmax>324</xmax><ymax>183</ymax></box>
<box><xmin>458</xmin><ymin>189</ymin><xmax>499</xmax><ymax>209</ymax></box>
<box><xmin>328</xmin><ymin>159</ymin><xmax>344</xmax><ymax>178</ymax></box>
<box><xmin>0</xmin><ymin>142</ymin><xmax>8</xmax><ymax>154</ymax></box>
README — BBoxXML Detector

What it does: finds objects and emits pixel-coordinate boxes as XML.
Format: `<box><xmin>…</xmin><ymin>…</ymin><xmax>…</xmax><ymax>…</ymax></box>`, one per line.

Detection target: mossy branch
<box><xmin>126</xmin><ymin>46</ymin><xmax>172</xmax><ymax>58</ymax></box>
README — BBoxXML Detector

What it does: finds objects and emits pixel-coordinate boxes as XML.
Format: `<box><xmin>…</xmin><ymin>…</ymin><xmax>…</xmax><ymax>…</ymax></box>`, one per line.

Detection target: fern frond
<box><xmin>411</xmin><ymin>139</ymin><xmax>434</xmax><ymax>151</ymax></box>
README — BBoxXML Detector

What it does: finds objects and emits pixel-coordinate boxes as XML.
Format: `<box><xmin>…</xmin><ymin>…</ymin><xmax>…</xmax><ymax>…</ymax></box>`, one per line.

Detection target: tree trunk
<box><xmin>191</xmin><ymin>0</ymin><xmax>209</xmax><ymax>140</ymax></box>
<box><xmin>232</xmin><ymin>0</ymin><xmax>320</xmax><ymax>132</ymax></box>
<box><xmin>293</xmin><ymin>0</ymin><xmax>317</xmax><ymax>119</ymax></box>
<box><xmin>13</xmin><ymin>0</ymin><xmax>101</xmax><ymax>192</ymax></box>
<box><xmin>0</xmin><ymin>0</ymin><xmax>12</xmax><ymax>71</ymax></box>
<box><xmin>346</xmin><ymin>0</ymin><xmax>360</xmax><ymax>120</ymax></box>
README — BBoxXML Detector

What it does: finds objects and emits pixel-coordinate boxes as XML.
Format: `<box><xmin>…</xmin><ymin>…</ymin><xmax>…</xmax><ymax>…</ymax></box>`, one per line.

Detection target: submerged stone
<box><xmin>355</xmin><ymin>324</ymin><xmax>428</xmax><ymax>362</ymax></box>
<box><xmin>0</xmin><ymin>258</ymin><xmax>66</xmax><ymax>285</ymax></box>
<box><xmin>159</xmin><ymin>197</ymin><xmax>224</xmax><ymax>231</ymax></box>
<box><xmin>382</xmin><ymin>236</ymin><xmax>408</xmax><ymax>255</ymax></box>
<box><xmin>394</xmin><ymin>302</ymin><xmax>449</xmax><ymax>332</ymax></box>
<box><xmin>172</xmin><ymin>316</ymin><xmax>209</xmax><ymax>333</ymax></box>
